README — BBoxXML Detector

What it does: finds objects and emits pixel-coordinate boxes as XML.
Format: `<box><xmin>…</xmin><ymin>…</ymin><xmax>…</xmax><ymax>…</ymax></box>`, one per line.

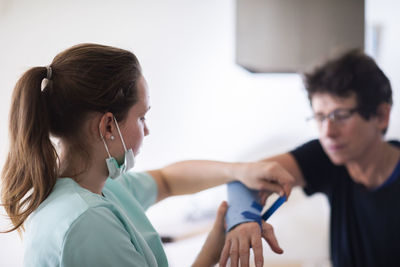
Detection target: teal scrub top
<box><xmin>23</xmin><ymin>172</ymin><xmax>168</xmax><ymax>267</ymax></box>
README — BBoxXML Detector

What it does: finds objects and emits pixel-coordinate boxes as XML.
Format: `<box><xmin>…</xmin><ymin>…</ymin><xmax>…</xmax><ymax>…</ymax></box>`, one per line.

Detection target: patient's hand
<box><xmin>219</xmin><ymin>221</ymin><xmax>283</xmax><ymax>267</ymax></box>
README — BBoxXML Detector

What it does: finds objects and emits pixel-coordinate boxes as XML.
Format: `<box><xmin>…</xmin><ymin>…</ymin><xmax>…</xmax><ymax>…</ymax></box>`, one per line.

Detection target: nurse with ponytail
<box><xmin>1</xmin><ymin>43</ymin><xmax>292</xmax><ymax>266</ymax></box>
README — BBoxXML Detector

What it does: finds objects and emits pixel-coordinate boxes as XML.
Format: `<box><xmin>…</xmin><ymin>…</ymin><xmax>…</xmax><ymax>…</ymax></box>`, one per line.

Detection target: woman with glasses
<box><xmin>222</xmin><ymin>50</ymin><xmax>400</xmax><ymax>267</ymax></box>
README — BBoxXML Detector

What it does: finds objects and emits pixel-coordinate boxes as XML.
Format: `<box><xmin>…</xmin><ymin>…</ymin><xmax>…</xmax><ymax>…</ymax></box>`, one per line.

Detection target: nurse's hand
<box><xmin>234</xmin><ymin>161</ymin><xmax>294</xmax><ymax>199</ymax></box>
<box><xmin>219</xmin><ymin>221</ymin><xmax>283</xmax><ymax>267</ymax></box>
<box><xmin>192</xmin><ymin>201</ymin><xmax>228</xmax><ymax>267</ymax></box>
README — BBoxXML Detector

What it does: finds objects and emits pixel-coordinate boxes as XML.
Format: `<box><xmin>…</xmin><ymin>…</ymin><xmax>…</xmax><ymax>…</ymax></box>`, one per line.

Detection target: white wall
<box><xmin>0</xmin><ymin>0</ymin><xmax>399</xmax><ymax>266</ymax></box>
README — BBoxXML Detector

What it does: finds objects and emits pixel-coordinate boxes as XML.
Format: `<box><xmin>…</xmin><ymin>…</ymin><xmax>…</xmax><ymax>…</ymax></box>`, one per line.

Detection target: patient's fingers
<box><xmin>230</xmin><ymin>238</ymin><xmax>239</xmax><ymax>267</ymax></box>
<box><xmin>262</xmin><ymin>222</ymin><xmax>283</xmax><ymax>254</ymax></box>
<box><xmin>238</xmin><ymin>235</ymin><xmax>250</xmax><ymax>267</ymax></box>
<box><xmin>219</xmin><ymin>239</ymin><xmax>231</xmax><ymax>267</ymax></box>
<box><xmin>251</xmin><ymin>232</ymin><xmax>264</xmax><ymax>267</ymax></box>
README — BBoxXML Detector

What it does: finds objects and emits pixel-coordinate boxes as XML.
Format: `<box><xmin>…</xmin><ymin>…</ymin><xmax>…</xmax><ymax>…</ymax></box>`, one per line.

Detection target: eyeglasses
<box><xmin>307</xmin><ymin>107</ymin><xmax>359</xmax><ymax>124</ymax></box>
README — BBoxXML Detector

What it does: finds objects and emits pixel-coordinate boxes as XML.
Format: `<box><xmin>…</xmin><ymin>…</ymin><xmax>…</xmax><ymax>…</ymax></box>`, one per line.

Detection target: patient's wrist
<box><xmin>226</xmin><ymin>181</ymin><xmax>262</xmax><ymax>232</ymax></box>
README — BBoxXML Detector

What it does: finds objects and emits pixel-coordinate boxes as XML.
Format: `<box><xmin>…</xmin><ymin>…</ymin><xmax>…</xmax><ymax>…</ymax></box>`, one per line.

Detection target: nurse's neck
<box><xmin>59</xmin><ymin>152</ymin><xmax>108</xmax><ymax>196</ymax></box>
<box><xmin>77</xmin><ymin>170</ymin><xmax>108</xmax><ymax>195</ymax></box>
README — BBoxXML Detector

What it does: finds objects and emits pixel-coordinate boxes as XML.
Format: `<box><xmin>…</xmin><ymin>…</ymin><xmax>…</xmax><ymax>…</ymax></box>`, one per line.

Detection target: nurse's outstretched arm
<box><xmin>147</xmin><ymin>160</ymin><xmax>295</xmax><ymax>202</ymax></box>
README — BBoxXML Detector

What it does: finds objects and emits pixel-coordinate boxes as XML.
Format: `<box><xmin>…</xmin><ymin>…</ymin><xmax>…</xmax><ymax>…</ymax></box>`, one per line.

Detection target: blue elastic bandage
<box><xmin>241</xmin><ymin>201</ymin><xmax>264</xmax><ymax>228</ymax></box>
<box><xmin>262</xmin><ymin>195</ymin><xmax>287</xmax><ymax>220</ymax></box>
<box><xmin>226</xmin><ymin>181</ymin><xmax>262</xmax><ymax>232</ymax></box>
<box><xmin>226</xmin><ymin>182</ymin><xmax>287</xmax><ymax>232</ymax></box>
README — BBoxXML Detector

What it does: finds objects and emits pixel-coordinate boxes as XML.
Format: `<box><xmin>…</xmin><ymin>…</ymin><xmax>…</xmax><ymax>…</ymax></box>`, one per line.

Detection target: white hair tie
<box><xmin>46</xmin><ymin>65</ymin><xmax>53</xmax><ymax>80</ymax></box>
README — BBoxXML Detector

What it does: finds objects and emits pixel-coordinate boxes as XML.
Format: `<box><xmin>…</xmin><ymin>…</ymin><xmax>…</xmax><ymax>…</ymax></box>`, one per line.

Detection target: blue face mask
<box><xmin>100</xmin><ymin>116</ymin><xmax>135</xmax><ymax>179</ymax></box>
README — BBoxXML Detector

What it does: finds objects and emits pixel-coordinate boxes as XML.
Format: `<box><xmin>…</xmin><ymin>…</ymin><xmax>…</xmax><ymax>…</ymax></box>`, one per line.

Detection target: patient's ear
<box><xmin>376</xmin><ymin>103</ymin><xmax>391</xmax><ymax>131</ymax></box>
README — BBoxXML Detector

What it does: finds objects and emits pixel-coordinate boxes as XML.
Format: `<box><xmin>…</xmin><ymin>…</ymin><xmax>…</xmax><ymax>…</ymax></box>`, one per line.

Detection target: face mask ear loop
<box><xmin>99</xmin><ymin>120</ymin><xmax>112</xmax><ymax>158</ymax></box>
<box><xmin>113</xmin><ymin>116</ymin><xmax>128</xmax><ymax>152</ymax></box>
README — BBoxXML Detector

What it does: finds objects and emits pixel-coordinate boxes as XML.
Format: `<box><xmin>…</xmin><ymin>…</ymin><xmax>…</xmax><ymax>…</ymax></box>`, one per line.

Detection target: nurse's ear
<box><xmin>98</xmin><ymin>112</ymin><xmax>116</xmax><ymax>141</ymax></box>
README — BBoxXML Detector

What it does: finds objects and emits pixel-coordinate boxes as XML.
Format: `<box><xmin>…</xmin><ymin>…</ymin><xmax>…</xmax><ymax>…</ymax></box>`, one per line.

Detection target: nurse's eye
<box><xmin>140</xmin><ymin>117</ymin><xmax>146</xmax><ymax>122</ymax></box>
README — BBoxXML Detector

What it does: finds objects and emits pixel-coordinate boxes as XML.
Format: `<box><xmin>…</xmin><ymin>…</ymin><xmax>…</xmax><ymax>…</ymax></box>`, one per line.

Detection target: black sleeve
<box><xmin>290</xmin><ymin>139</ymin><xmax>336</xmax><ymax>196</ymax></box>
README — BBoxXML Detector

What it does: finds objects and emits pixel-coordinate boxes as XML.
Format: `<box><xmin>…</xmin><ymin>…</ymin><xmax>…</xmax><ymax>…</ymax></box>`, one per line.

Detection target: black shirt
<box><xmin>291</xmin><ymin>139</ymin><xmax>400</xmax><ymax>267</ymax></box>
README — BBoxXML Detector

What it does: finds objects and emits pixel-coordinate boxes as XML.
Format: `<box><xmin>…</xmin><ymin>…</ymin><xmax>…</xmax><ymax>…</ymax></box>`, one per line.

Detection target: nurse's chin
<box><xmin>134</xmin><ymin>149</ymin><xmax>141</xmax><ymax>156</ymax></box>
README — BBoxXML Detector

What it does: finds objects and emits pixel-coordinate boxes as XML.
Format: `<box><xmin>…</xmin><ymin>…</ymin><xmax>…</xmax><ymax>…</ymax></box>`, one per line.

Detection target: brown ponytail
<box><xmin>1</xmin><ymin>67</ymin><xmax>59</xmax><ymax>233</ymax></box>
<box><xmin>1</xmin><ymin>43</ymin><xmax>142</xmax><ymax>233</ymax></box>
